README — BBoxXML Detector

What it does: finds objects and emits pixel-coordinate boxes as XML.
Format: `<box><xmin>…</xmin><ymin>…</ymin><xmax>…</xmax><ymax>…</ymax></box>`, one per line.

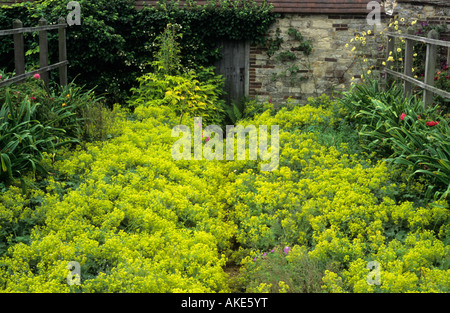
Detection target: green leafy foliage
<box><xmin>0</xmin><ymin>87</ymin><xmax>71</xmax><ymax>183</ymax></box>
<box><xmin>238</xmin><ymin>246</ymin><xmax>335</xmax><ymax>293</ymax></box>
<box><xmin>128</xmin><ymin>68</ymin><xmax>226</xmax><ymax>126</ymax></box>
<box><xmin>223</xmin><ymin>96</ymin><xmax>270</xmax><ymax>125</ymax></box>
<box><xmin>387</xmin><ymin>115</ymin><xmax>450</xmax><ymax>200</ymax></box>
<box><xmin>0</xmin><ymin>0</ymin><xmax>276</xmax><ymax>105</ymax></box>
<box><xmin>0</xmin><ymin>85</ymin><xmax>449</xmax><ymax>292</ymax></box>
<box><xmin>0</xmin><ymin>75</ymin><xmax>112</xmax><ymax>185</ymax></box>
<box><xmin>287</xmin><ymin>27</ymin><xmax>312</xmax><ymax>56</ymax></box>
<box><xmin>339</xmin><ymin>76</ymin><xmax>450</xmax><ymax>200</ymax></box>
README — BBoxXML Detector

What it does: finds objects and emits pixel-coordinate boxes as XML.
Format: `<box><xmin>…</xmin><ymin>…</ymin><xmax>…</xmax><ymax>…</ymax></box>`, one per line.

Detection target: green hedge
<box><xmin>0</xmin><ymin>0</ymin><xmax>277</xmax><ymax>104</ymax></box>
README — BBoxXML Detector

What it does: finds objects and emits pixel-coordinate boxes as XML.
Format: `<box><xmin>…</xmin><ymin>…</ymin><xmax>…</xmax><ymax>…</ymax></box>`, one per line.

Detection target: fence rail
<box><xmin>384</xmin><ymin>29</ymin><xmax>450</xmax><ymax>108</ymax></box>
<box><xmin>0</xmin><ymin>17</ymin><xmax>68</xmax><ymax>89</ymax></box>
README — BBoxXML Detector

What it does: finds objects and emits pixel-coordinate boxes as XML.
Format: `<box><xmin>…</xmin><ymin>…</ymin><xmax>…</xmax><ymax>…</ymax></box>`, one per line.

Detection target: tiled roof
<box><xmin>2</xmin><ymin>0</ymin><xmax>448</xmax><ymax>13</ymax></box>
<box><xmin>268</xmin><ymin>0</ymin><xmax>374</xmax><ymax>13</ymax></box>
<box><xmin>136</xmin><ymin>0</ymin><xmax>450</xmax><ymax>13</ymax></box>
<box><xmin>136</xmin><ymin>0</ymin><xmax>374</xmax><ymax>13</ymax></box>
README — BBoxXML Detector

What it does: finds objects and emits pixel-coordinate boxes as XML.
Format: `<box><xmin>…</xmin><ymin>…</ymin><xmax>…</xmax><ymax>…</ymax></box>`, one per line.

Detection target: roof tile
<box><xmin>136</xmin><ymin>0</ymin><xmax>374</xmax><ymax>13</ymax></box>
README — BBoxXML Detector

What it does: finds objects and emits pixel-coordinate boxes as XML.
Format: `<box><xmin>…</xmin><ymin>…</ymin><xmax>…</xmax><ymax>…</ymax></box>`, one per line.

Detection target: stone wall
<box><xmin>249</xmin><ymin>3</ymin><xmax>450</xmax><ymax>105</ymax></box>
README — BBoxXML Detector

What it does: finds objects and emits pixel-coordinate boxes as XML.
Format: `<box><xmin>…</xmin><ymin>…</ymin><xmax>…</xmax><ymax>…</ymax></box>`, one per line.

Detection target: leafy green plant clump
<box><xmin>127</xmin><ymin>23</ymin><xmax>227</xmax><ymax>126</ymax></box>
<box><xmin>339</xmin><ymin>75</ymin><xmax>450</xmax><ymax>200</ymax></box>
<box><xmin>0</xmin><ymin>75</ymin><xmax>113</xmax><ymax>186</ymax></box>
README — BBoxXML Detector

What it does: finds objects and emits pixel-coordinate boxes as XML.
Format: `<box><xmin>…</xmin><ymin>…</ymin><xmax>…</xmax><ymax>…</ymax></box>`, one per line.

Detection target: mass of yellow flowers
<box><xmin>0</xmin><ymin>89</ymin><xmax>448</xmax><ymax>293</ymax></box>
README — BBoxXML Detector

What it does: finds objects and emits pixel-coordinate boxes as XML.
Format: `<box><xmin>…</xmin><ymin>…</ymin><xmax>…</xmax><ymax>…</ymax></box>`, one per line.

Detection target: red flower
<box><xmin>400</xmin><ymin>113</ymin><xmax>406</xmax><ymax>120</ymax></box>
<box><xmin>417</xmin><ymin>115</ymin><xmax>421</xmax><ymax>120</ymax></box>
<box><xmin>30</xmin><ymin>97</ymin><xmax>36</xmax><ymax>101</ymax></box>
<box><xmin>426</xmin><ymin>121</ymin><xmax>440</xmax><ymax>127</ymax></box>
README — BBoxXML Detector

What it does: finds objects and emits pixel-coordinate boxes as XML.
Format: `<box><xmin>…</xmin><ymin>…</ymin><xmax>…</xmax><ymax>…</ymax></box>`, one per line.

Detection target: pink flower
<box><xmin>205</xmin><ymin>137</ymin><xmax>210</xmax><ymax>143</ymax></box>
<box><xmin>284</xmin><ymin>246</ymin><xmax>291</xmax><ymax>254</ymax></box>
<box><xmin>34</xmin><ymin>74</ymin><xmax>41</xmax><ymax>79</ymax></box>
<box><xmin>426</xmin><ymin>121</ymin><xmax>440</xmax><ymax>127</ymax></box>
<box><xmin>400</xmin><ymin>113</ymin><xmax>406</xmax><ymax>121</ymax></box>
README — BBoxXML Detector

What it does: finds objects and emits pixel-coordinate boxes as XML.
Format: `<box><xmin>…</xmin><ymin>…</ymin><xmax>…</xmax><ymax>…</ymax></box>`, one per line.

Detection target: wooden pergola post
<box><xmin>403</xmin><ymin>27</ymin><xmax>415</xmax><ymax>96</ymax></box>
<box><xmin>39</xmin><ymin>18</ymin><xmax>49</xmax><ymax>89</ymax></box>
<box><xmin>58</xmin><ymin>16</ymin><xmax>68</xmax><ymax>87</ymax></box>
<box><xmin>423</xmin><ymin>30</ymin><xmax>439</xmax><ymax>108</ymax></box>
<box><xmin>13</xmin><ymin>19</ymin><xmax>25</xmax><ymax>78</ymax></box>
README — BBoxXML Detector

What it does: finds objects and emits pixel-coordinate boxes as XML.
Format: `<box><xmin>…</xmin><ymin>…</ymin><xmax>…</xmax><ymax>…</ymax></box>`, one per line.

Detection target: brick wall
<box><xmin>248</xmin><ymin>3</ymin><xmax>450</xmax><ymax>104</ymax></box>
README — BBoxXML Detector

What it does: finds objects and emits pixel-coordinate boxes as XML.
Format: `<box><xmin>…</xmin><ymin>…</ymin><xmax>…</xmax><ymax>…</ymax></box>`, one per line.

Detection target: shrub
<box><xmin>128</xmin><ymin>69</ymin><xmax>226</xmax><ymax>126</ymax></box>
<box><xmin>127</xmin><ymin>22</ymin><xmax>226</xmax><ymax>125</ymax></box>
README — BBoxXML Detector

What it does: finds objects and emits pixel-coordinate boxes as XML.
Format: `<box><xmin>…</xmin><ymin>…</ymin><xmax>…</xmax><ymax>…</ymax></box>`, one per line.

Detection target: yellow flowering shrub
<box><xmin>227</xmin><ymin>100</ymin><xmax>450</xmax><ymax>293</ymax></box>
<box><xmin>0</xmin><ymin>86</ymin><xmax>449</xmax><ymax>293</ymax></box>
<box><xmin>0</xmin><ymin>103</ymin><xmax>235</xmax><ymax>292</ymax></box>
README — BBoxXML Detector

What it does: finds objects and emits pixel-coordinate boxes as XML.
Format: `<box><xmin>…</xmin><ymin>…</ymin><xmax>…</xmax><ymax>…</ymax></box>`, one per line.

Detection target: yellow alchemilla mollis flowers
<box><xmin>0</xmin><ymin>104</ymin><xmax>233</xmax><ymax>292</ymax></box>
<box><xmin>0</xmin><ymin>90</ymin><xmax>449</xmax><ymax>293</ymax></box>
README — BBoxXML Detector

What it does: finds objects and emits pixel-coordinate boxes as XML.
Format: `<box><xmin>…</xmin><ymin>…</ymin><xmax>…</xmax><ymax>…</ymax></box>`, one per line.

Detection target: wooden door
<box><xmin>215</xmin><ymin>40</ymin><xmax>249</xmax><ymax>105</ymax></box>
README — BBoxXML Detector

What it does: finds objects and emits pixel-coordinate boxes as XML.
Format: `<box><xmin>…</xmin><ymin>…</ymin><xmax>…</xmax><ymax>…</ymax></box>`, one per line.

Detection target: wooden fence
<box><xmin>384</xmin><ymin>28</ymin><xmax>450</xmax><ymax>108</ymax></box>
<box><xmin>0</xmin><ymin>17</ymin><xmax>68</xmax><ymax>89</ymax></box>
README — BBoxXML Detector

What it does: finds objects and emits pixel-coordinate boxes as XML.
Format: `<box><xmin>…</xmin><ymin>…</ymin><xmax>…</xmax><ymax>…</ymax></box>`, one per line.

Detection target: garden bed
<box><xmin>0</xmin><ymin>84</ymin><xmax>449</xmax><ymax>292</ymax></box>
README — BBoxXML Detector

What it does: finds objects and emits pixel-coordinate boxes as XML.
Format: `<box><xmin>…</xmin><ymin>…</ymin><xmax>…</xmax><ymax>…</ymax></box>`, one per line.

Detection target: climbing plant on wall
<box><xmin>267</xmin><ymin>27</ymin><xmax>314</xmax><ymax>86</ymax></box>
